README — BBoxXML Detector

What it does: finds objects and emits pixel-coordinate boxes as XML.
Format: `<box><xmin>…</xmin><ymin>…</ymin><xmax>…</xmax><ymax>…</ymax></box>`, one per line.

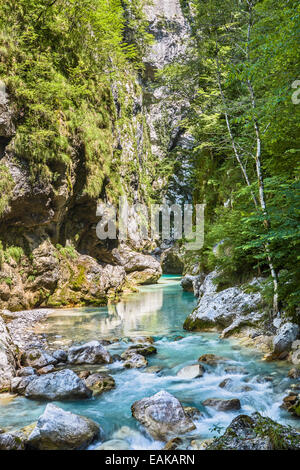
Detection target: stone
<box><xmin>198</xmin><ymin>354</ymin><xmax>229</xmax><ymax>365</ymax></box>
<box><xmin>145</xmin><ymin>365</ymin><xmax>162</xmax><ymax>374</ymax></box>
<box><xmin>123</xmin><ymin>352</ymin><xmax>148</xmax><ymax>369</ymax></box>
<box><xmin>292</xmin><ymin>340</ymin><xmax>300</xmax><ymax>351</ymax></box>
<box><xmin>131</xmin><ymin>390</ymin><xmax>196</xmax><ymax>441</ymax></box>
<box><xmin>0</xmin><ymin>315</ymin><xmax>16</xmax><ymax>391</ymax></box>
<box><xmin>52</xmin><ymin>349</ymin><xmax>67</xmax><ymax>362</ymax></box>
<box><xmin>22</xmin><ymin>348</ymin><xmax>56</xmax><ymax>369</ymax></box>
<box><xmin>202</xmin><ymin>398</ymin><xmax>241</xmax><ymax>411</ymax></box>
<box><xmin>176</xmin><ymin>364</ymin><xmax>205</xmax><ymax>379</ymax></box>
<box><xmin>183</xmin><ymin>406</ymin><xmax>203</xmax><ymax>420</ymax></box>
<box><xmin>95</xmin><ymin>439</ymin><xmax>130</xmax><ymax>450</ymax></box>
<box><xmin>16</xmin><ymin>366</ymin><xmax>36</xmax><ymax>377</ymax></box>
<box><xmin>84</xmin><ymin>373</ymin><xmax>115</xmax><ymax>396</ymax></box>
<box><xmin>0</xmin><ymin>432</ymin><xmax>26</xmax><ymax>450</ymax></box>
<box><xmin>183</xmin><ymin>272</ymin><xmax>263</xmax><ymax>333</ymax></box>
<box><xmin>291</xmin><ymin>349</ymin><xmax>300</xmax><ymax>366</ymax></box>
<box><xmin>164</xmin><ymin>437</ymin><xmax>183</xmax><ymax>450</ymax></box>
<box><xmin>288</xmin><ymin>368</ymin><xmax>300</xmax><ymax>379</ymax></box>
<box><xmin>24</xmin><ymin>369</ymin><xmax>92</xmax><ymax>400</ymax></box>
<box><xmin>130</xmin><ymin>336</ymin><xmax>154</xmax><ymax>344</ymax></box>
<box><xmin>11</xmin><ymin>375</ymin><xmax>36</xmax><ymax>394</ymax></box>
<box><xmin>68</xmin><ymin>340</ymin><xmax>112</xmax><ymax>365</ymax></box>
<box><xmin>124</xmin><ymin>344</ymin><xmax>157</xmax><ymax>357</ymax></box>
<box><xmin>207</xmin><ymin>413</ymin><xmax>300</xmax><ymax>450</ymax></box>
<box><xmin>161</xmin><ymin>247</ymin><xmax>184</xmax><ymax>274</ymax></box>
<box><xmin>273</xmin><ymin>322</ymin><xmax>299</xmax><ymax>355</ymax></box>
<box><xmin>77</xmin><ymin>370</ymin><xmax>91</xmax><ymax>379</ymax></box>
<box><xmin>28</xmin><ymin>404</ymin><xmax>100</xmax><ymax>450</ymax></box>
<box><xmin>37</xmin><ymin>364</ymin><xmax>55</xmax><ymax>375</ymax></box>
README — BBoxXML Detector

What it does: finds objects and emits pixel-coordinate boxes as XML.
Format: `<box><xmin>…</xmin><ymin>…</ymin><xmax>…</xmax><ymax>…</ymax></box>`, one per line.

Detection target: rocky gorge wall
<box><xmin>0</xmin><ymin>0</ymin><xmax>192</xmax><ymax>311</ymax></box>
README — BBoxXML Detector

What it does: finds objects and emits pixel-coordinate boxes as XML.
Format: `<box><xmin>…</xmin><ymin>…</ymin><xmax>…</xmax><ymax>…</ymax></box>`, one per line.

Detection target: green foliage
<box><xmin>4</xmin><ymin>246</ymin><xmax>24</xmax><ymax>264</ymax></box>
<box><xmin>0</xmin><ymin>164</ymin><xmax>14</xmax><ymax>215</ymax></box>
<box><xmin>0</xmin><ymin>0</ymin><xmax>153</xmax><ymax>200</ymax></box>
<box><xmin>56</xmin><ymin>244</ymin><xmax>77</xmax><ymax>260</ymax></box>
<box><xmin>161</xmin><ymin>0</ymin><xmax>300</xmax><ymax>312</ymax></box>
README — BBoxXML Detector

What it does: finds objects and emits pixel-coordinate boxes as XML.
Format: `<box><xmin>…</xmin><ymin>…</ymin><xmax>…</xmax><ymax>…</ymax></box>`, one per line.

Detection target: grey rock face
<box><xmin>11</xmin><ymin>375</ymin><xmax>36</xmax><ymax>394</ymax></box>
<box><xmin>52</xmin><ymin>349</ymin><xmax>67</xmax><ymax>362</ymax></box>
<box><xmin>207</xmin><ymin>413</ymin><xmax>300</xmax><ymax>450</ymax></box>
<box><xmin>16</xmin><ymin>366</ymin><xmax>36</xmax><ymax>377</ymax></box>
<box><xmin>273</xmin><ymin>322</ymin><xmax>299</xmax><ymax>354</ymax></box>
<box><xmin>131</xmin><ymin>390</ymin><xmax>196</xmax><ymax>441</ymax></box>
<box><xmin>0</xmin><ymin>432</ymin><xmax>26</xmax><ymax>450</ymax></box>
<box><xmin>184</xmin><ymin>271</ymin><xmax>263</xmax><ymax>334</ymax></box>
<box><xmin>28</xmin><ymin>404</ymin><xmax>100</xmax><ymax>450</ymax></box>
<box><xmin>24</xmin><ymin>369</ymin><xmax>92</xmax><ymax>400</ymax></box>
<box><xmin>0</xmin><ymin>315</ymin><xmax>16</xmax><ymax>391</ymax></box>
<box><xmin>68</xmin><ymin>340</ymin><xmax>112</xmax><ymax>365</ymax></box>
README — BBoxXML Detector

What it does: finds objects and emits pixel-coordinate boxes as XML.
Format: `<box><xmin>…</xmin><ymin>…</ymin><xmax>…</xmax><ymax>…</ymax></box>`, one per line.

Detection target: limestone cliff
<box><xmin>0</xmin><ymin>0</ymin><xmax>192</xmax><ymax>310</ymax></box>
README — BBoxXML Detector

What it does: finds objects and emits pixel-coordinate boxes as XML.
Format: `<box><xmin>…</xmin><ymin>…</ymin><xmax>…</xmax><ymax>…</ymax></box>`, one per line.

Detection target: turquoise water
<box><xmin>0</xmin><ymin>275</ymin><xmax>298</xmax><ymax>449</ymax></box>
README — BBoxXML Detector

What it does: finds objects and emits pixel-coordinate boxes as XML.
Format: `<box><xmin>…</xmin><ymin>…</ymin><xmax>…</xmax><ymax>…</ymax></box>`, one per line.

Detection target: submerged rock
<box><xmin>183</xmin><ymin>406</ymin><xmax>203</xmax><ymax>421</ymax></box>
<box><xmin>84</xmin><ymin>373</ymin><xmax>115</xmax><ymax>396</ymax></box>
<box><xmin>24</xmin><ymin>369</ymin><xmax>92</xmax><ymax>400</ymax></box>
<box><xmin>28</xmin><ymin>404</ymin><xmax>100</xmax><ymax>450</ymax></box>
<box><xmin>95</xmin><ymin>439</ymin><xmax>130</xmax><ymax>450</ymax></box>
<box><xmin>207</xmin><ymin>413</ymin><xmax>300</xmax><ymax>450</ymax></box>
<box><xmin>198</xmin><ymin>354</ymin><xmax>229</xmax><ymax>366</ymax></box>
<box><xmin>68</xmin><ymin>340</ymin><xmax>112</xmax><ymax>365</ymax></box>
<box><xmin>202</xmin><ymin>398</ymin><xmax>241</xmax><ymax>411</ymax></box>
<box><xmin>131</xmin><ymin>390</ymin><xmax>196</xmax><ymax>441</ymax></box>
<box><xmin>164</xmin><ymin>437</ymin><xmax>183</xmax><ymax>450</ymax></box>
<box><xmin>176</xmin><ymin>364</ymin><xmax>205</xmax><ymax>379</ymax></box>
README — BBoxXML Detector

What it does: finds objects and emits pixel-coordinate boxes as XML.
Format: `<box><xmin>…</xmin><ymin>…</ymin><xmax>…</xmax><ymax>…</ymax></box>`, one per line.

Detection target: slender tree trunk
<box><xmin>245</xmin><ymin>2</ymin><xmax>279</xmax><ymax>314</ymax></box>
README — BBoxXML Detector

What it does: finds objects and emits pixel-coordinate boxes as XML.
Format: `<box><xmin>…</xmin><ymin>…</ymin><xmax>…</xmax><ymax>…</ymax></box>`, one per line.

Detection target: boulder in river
<box><xmin>84</xmin><ymin>373</ymin><xmax>115</xmax><ymax>396</ymax></box>
<box><xmin>273</xmin><ymin>322</ymin><xmax>299</xmax><ymax>355</ymax></box>
<box><xmin>176</xmin><ymin>364</ymin><xmax>205</xmax><ymax>379</ymax></box>
<box><xmin>28</xmin><ymin>404</ymin><xmax>100</xmax><ymax>450</ymax></box>
<box><xmin>16</xmin><ymin>367</ymin><xmax>36</xmax><ymax>377</ymax></box>
<box><xmin>207</xmin><ymin>413</ymin><xmax>300</xmax><ymax>450</ymax></box>
<box><xmin>131</xmin><ymin>390</ymin><xmax>196</xmax><ymax>441</ymax></box>
<box><xmin>123</xmin><ymin>352</ymin><xmax>148</xmax><ymax>369</ymax></box>
<box><xmin>24</xmin><ymin>369</ymin><xmax>92</xmax><ymax>400</ymax></box>
<box><xmin>198</xmin><ymin>354</ymin><xmax>229</xmax><ymax>366</ymax></box>
<box><xmin>202</xmin><ymin>398</ymin><xmax>241</xmax><ymax>411</ymax></box>
<box><xmin>68</xmin><ymin>340</ymin><xmax>112</xmax><ymax>365</ymax></box>
<box><xmin>11</xmin><ymin>375</ymin><xmax>36</xmax><ymax>394</ymax></box>
<box><xmin>124</xmin><ymin>344</ymin><xmax>157</xmax><ymax>357</ymax></box>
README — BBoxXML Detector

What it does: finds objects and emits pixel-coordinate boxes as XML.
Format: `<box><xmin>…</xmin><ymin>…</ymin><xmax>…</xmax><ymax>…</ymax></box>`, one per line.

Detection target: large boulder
<box><xmin>22</xmin><ymin>348</ymin><xmax>56</xmax><ymax>369</ymax></box>
<box><xmin>131</xmin><ymin>390</ymin><xmax>196</xmax><ymax>441</ymax></box>
<box><xmin>176</xmin><ymin>364</ymin><xmax>205</xmax><ymax>379</ymax></box>
<box><xmin>24</xmin><ymin>369</ymin><xmax>92</xmax><ymax>400</ymax></box>
<box><xmin>181</xmin><ymin>273</ymin><xmax>205</xmax><ymax>297</ymax></box>
<box><xmin>183</xmin><ymin>272</ymin><xmax>263</xmax><ymax>334</ymax></box>
<box><xmin>0</xmin><ymin>314</ymin><xmax>16</xmax><ymax>391</ymax></box>
<box><xmin>115</xmin><ymin>246</ymin><xmax>162</xmax><ymax>285</ymax></box>
<box><xmin>68</xmin><ymin>340</ymin><xmax>112</xmax><ymax>365</ymax></box>
<box><xmin>161</xmin><ymin>247</ymin><xmax>184</xmax><ymax>274</ymax></box>
<box><xmin>28</xmin><ymin>404</ymin><xmax>100</xmax><ymax>450</ymax></box>
<box><xmin>84</xmin><ymin>373</ymin><xmax>115</xmax><ymax>396</ymax></box>
<box><xmin>273</xmin><ymin>322</ymin><xmax>299</xmax><ymax>355</ymax></box>
<box><xmin>207</xmin><ymin>413</ymin><xmax>300</xmax><ymax>450</ymax></box>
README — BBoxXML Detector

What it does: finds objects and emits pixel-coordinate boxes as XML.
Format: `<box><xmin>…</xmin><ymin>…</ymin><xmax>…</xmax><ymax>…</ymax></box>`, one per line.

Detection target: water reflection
<box><xmin>37</xmin><ymin>275</ymin><xmax>196</xmax><ymax>347</ymax></box>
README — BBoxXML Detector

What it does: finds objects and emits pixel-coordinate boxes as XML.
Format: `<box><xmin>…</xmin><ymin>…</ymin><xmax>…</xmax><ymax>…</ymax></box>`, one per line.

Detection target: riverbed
<box><xmin>0</xmin><ymin>275</ymin><xmax>298</xmax><ymax>449</ymax></box>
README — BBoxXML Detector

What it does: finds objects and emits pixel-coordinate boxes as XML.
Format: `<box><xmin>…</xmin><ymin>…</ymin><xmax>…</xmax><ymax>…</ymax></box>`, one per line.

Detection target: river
<box><xmin>0</xmin><ymin>275</ymin><xmax>298</xmax><ymax>449</ymax></box>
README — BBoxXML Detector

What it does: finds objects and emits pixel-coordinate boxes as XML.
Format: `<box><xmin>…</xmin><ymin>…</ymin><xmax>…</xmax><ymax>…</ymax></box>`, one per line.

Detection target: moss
<box><xmin>0</xmin><ymin>165</ymin><xmax>14</xmax><ymax>216</ymax></box>
<box><xmin>183</xmin><ymin>315</ymin><xmax>216</xmax><ymax>331</ymax></box>
<box><xmin>71</xmin><ymin>265</ymin><xmax>86</xmax><ymax>291</ymax></box>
